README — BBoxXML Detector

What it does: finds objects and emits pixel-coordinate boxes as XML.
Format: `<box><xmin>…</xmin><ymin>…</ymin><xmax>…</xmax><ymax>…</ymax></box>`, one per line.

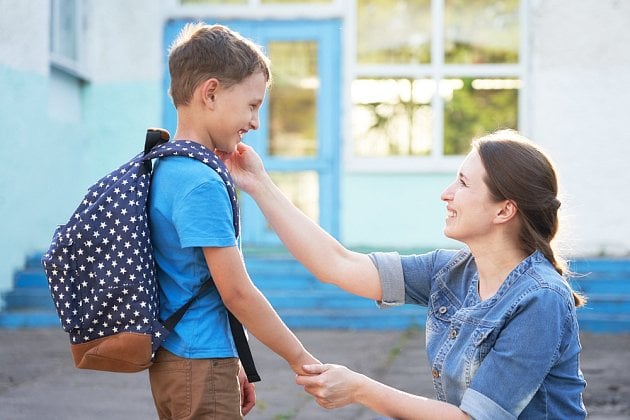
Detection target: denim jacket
<box><xmin>370</xmin><ymin>249</ymin><xmax>586</xmax><ymax>419</ymax></box>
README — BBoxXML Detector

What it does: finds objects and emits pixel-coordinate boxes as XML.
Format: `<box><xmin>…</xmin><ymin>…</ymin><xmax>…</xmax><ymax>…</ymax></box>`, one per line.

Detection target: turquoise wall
<box><xmin>342</xmin><ymin>172</ymin><xmax>460</xmax><ymax>252</ymax></box>
<box><xmin>0</xmin><ymin>65</ymin><xmax>162</xmax><ymax>295</ymax></box>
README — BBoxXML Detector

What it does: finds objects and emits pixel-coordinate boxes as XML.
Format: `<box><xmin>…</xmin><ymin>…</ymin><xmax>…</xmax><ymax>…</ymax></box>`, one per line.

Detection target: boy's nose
<box><xmin>250</xmin><ymin>113</ymin><xmax>260</xmax><ymax>130</ymax></box>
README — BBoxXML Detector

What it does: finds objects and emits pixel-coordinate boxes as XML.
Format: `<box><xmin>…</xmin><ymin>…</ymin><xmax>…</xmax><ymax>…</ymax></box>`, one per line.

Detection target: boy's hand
<box><xmin>238</xmin><ymin>363</ymin><xmax>256</xmax><ymax>415</ymax></box>
<box><xmin>217</xmin><ymin>143</ymin><xmax>266</xmax><ymax>194</ymax></box>
<box><xmin>296</xmin><ymin>364</ymin><xmax>361</xmax><ymax>409</ymax></box>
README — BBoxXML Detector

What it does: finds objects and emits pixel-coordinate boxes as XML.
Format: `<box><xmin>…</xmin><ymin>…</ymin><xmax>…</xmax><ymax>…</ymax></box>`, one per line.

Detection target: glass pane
<box><xmin>268</xmin><ymin>41</ymin><xmax>318</xmax><ymax>157</ymax></box>
<box><xmin>51</xmin><ymin>0</ymin><xmax>79</xmax><ymax>61</ymax></box>
<box><xmin>269</xmin><ymin>171</ymin><xmax>319</xmax><ymax>224</ymax></box>
<box><xmin>353</xmin><ymin>78</ymin><xmax>434</xmax><ymax>157</ymax></box>
<box><xmin>443</xmin><ymin>77</ymin><xmax>520</xmax><ymax>155</ymax></box>
<box><xmin>445</xmin><ymin>0</ymin><xmax>519</xmax><ymax>64</ymax></box>
<box><xmin>357</xmin><ymin>0</ymin><xmax>431</xmax><ymax>65</ymax></box>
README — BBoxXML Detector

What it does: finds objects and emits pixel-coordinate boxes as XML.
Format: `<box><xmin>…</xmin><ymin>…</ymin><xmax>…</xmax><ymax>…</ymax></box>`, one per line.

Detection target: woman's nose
<box><xmin>441</xmin><ymin>183</ymin><xmax>454</xmax><ymax>202</ymax></box>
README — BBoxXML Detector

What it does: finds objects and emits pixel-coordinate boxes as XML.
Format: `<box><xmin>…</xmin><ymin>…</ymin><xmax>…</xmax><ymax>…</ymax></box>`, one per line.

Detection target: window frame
<box><xmin>344</xmin><ymin>0</ymin><xmax>529</xmax><ymax>173</ymax></box>
<box><xmin>49</xmin><ymin>0</ymin><xmax>89</xmax><ymax>80</ymax></box>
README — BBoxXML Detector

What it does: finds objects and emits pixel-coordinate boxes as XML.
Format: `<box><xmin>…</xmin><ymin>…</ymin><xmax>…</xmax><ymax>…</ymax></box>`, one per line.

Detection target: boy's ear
<box><xmin>495</xmin><ymin>200</ymin><xmax>519</xmax><ymax>224</ymax></box>
<box><xmin>199</xmin><ymin>78</ymin><xmax>219</xmax><ymax>107</ymax></box>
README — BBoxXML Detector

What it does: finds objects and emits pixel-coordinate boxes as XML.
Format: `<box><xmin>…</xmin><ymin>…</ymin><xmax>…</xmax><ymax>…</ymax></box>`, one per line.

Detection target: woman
<box><xmin>219</xmin><ymin>130</ymin><xmax>587</xmax><ymax>419</ymax></box>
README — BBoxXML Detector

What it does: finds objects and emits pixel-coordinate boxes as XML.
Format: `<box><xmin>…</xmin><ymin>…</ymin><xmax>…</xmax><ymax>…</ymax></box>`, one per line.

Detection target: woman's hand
<box><xmin>296</xmin><ymin>364</ymin><xmax>363</xmax><ymax>409</ymax></box>
<box><xmin>217</xmin><ymin>143</ymin><xmax>267</xmax><ymax>194</ymax></box>
<box><xmin>238</xmin><ymin>363</ymin><xmax>256</xmax><ymax>415</ymax></box>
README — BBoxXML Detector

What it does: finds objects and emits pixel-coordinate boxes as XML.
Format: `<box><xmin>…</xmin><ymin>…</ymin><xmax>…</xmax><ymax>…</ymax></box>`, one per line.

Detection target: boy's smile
<box><xmin>209</xmin><ymin>71</ymin><xmax>267</xmax><ymax>153</ymax></box>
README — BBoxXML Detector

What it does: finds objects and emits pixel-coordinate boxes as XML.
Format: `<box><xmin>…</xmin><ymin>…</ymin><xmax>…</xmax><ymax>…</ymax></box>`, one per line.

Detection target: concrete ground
<box><xmin>0</xmin><ymin>328</ymin><xmax>628</xmax><ymax>419</ymax></box>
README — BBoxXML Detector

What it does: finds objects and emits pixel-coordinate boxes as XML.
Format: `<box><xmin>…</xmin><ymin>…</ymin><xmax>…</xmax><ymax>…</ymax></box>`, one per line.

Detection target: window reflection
<box><xmin>357</xmin><ymin>0</ymin><xmax>431</xmax><ymax>65</ymax></box>
<box><xmin>445</xmin><ymin>0</ymin><xmax>519</xmax><ymax>64</ymax></box>
<box><xmin>443</xmin><ymin>78</ymin><xmax>519</xmax><ymax>154</ymax></box>
<box><xmin>268</xmin><ymin>41</ymin><xmax>319</xmax><ymax>157</ymax></box>
<box><xmin>353</xmin><ymin>78</ymin><xmax>434</xmax><ymax>157</ymax></box>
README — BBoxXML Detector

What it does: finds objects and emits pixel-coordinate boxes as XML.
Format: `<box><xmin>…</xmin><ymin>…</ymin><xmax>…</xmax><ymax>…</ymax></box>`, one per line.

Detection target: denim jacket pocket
<box><xmin>465</xmin><ymin>326</ymin><xmax>496</xmax><ymax>383</ymax></box>
<box><xmin>427</xmin><ymin>294</ymin><xmax>456</xmax><ymax>333</ymax></box>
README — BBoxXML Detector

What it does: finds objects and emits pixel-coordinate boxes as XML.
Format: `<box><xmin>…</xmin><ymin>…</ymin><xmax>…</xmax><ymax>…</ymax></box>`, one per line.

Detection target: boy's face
<box><xmin>209</xmin><ymin>71</ymin><xmax>267</xmax><ymax>153</ymax></box>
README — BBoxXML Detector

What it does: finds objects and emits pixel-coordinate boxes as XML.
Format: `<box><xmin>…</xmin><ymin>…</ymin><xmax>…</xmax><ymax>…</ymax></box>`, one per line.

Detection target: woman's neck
<box><xmin>470</xmin><ymin>241</ymin><xmax>529</xmax><ymax>300</ymax></box>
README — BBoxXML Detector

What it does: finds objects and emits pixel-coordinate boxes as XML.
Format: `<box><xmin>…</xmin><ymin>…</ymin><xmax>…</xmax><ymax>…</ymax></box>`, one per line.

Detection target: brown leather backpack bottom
<box><xmin>70</xmin><ymin>332</ymin><xmax>153</xmax><ymax>373</ymax></box>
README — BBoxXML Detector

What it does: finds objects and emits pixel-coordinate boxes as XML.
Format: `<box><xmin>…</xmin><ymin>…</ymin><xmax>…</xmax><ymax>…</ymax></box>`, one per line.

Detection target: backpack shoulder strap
<box><xmin>144</xmin><ymin>139</ymin><xmax>240</xmax><ymax>239</ymax></box>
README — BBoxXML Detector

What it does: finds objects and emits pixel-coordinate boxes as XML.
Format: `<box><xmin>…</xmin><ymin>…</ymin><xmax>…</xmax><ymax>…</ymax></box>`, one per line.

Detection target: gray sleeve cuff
<box><xmin>368</xmin><ymin>252</ymin><xmax>405</xmax><ymax>308</ymax></box>
<box><xmin>460</xmin><ymin>388</ymin><xmax>515</xmax><ymax>420</ymax></box>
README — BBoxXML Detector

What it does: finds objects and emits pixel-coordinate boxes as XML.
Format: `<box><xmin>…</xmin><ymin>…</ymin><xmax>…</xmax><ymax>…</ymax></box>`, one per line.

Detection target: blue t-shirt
<box><xmin>149</xmin><ymin>155</ymin><xmax>238</xmax><ymax>358</ymax></box>
<box><xmin>371</xmin><ymin>249</ymin><xmax>587</xmax><ymax>419</ymax></box>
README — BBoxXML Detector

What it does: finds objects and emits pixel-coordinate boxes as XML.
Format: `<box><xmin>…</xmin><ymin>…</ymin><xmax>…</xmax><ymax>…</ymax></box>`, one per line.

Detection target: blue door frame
<box><xmin>163</xmin><ymin>19</ymin><xmax>341</xmax><ymax>248</ymax></box>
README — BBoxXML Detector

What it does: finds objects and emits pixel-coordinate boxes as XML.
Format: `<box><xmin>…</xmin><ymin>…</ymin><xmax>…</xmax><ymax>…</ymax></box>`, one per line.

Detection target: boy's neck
<box><xmin>173</xmin><ymin>108</ymin><xmax>215</xmax><ymax>150</ymax></box>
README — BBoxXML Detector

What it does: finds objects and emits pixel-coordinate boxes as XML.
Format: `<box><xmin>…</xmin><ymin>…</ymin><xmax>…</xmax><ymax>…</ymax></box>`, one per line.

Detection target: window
<box><xmin>50</xmin><ymin>0</ymin><xmax>86</xmax><ymax>77</ymax></box>
<box><xmin>353</xmin><ymin>0</ymin><xmax>522</xmax><ymax>164</ymax></box>
<box><xmin>49</xmin><ymin>0</ymin><xmax>86</xmax><ymax>122</ymax></box>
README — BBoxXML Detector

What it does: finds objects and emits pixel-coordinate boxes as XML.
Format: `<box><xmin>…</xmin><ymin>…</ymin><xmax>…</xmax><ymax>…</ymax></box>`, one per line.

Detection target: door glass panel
<box><xmin>269</xmin><ymin>171</ymin><xmax>319</xmax><ymax>224</ymax></box>
<box><xmin>357</xmin><ymin>0</ymin><xmax>431</xmax><ymax>65</ymax></box>
<box><xmin>267</xmin><ymin>41</ymin><xmax>318</xmax><ymax>157</ymax></box>
<box><xmin>443</xmin><ymin>77</ymin><xmax>520</xmax><ymax>155</ymax></box>
<box><xmin>445</xmin><ymin>0</ymin><xmax>519</xmax><ymax>64</ymax></box>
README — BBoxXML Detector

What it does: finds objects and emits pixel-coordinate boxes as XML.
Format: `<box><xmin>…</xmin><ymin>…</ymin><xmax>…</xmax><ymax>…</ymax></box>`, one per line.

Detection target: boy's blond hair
<box><xmin>168</xmin><ymin>23</ymin><xmax>271</xmax><ymax>108</ymax></box>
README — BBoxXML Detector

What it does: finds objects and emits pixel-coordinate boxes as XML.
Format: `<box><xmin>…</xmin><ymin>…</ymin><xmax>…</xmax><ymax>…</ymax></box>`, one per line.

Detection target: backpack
<box><xmin>41</xmin><ymin>128</ymin><xmax>260</xmax><ymax>382</ymax></box>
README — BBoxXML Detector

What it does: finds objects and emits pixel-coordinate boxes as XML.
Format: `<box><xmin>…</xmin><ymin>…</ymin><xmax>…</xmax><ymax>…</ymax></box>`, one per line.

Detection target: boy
<box><xmin>148</xmin><ymin>23</ymin><xmax>319</xmax><ymax>419</ymax></box>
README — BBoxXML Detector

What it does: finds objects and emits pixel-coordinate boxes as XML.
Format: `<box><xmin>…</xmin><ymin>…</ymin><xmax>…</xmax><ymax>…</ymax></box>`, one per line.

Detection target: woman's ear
<box><xmin>495</xmin><ymin>200</ymin><xmax>519</xmax><ymax>224</ymax></box>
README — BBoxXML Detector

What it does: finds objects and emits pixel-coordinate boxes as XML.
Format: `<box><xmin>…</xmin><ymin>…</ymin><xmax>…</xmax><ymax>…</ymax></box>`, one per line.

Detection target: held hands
<box><xmin>296</xmin><ymin>364</ymin><xmax>363</xmax><ymax>409</ymax></box>
<box><xmin>290</xmin><ymin>350</ymin><xmax>322</xmax><ymax>376</ymax></box>
<box><xmin>216</xmin><ymin>143</ymin><xmax>267</xmax><ymax>194</ymax></box>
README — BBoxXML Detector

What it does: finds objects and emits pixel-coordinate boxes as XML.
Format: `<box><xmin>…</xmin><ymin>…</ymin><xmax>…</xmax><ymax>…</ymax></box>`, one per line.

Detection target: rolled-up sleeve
<box><xmin>368</xmin><ymin>252</ymin><xmax>405</xmax><ymax>307</ymax></box>
<box><xmin>461</xmin><ymin>388</ymin><xmax>515</xmax><ymax>420</ymax></box>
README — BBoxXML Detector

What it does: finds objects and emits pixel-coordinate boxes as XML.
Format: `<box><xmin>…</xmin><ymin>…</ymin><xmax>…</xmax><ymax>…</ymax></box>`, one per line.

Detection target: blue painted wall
<box><xmin>342</xmin><ymin>172</ymin><xmax>460</xmax><ymax>250</ymax></box>
<box><xmin>0</xmin><ymin>65</ymin><xmax>163</xmax><ymax>297</ymax></box>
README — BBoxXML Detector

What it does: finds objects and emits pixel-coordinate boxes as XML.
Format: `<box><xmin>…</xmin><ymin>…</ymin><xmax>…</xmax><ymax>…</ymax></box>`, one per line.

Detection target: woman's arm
<box><xmin>297</xmin><ymin>364</ymin><xmax>469</xmax><ymax>420</ymax></box>
<box><xmin>220</xmin><ymin>143</ymin><xmax>382</xmax><ymax>301</ymax></box>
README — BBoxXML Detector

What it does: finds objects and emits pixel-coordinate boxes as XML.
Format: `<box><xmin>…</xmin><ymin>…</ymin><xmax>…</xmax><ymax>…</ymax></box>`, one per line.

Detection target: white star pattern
<box><xmin>42</xmin><ymin>140</ymin><xmax>239</xmax><ymax>354</ymax></box>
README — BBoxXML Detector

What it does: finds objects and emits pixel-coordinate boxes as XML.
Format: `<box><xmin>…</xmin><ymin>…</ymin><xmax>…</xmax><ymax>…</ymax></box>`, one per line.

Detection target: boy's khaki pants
<box><xmin>149</xmin><ymin>349</ymin><xmax>242</xmax><ymax>420</ymax></box>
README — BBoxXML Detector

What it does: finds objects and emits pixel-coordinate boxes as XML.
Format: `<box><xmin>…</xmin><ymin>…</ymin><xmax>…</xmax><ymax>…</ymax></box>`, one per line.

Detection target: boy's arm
<box><xmin>203</xmin><ymin>245</ymin><xmax>319</xmax><ymax>373</ymax></box>
<box><xmin>220</xmin><ymin>143</ymin><xmax>383</xmax><ymax>301</ymax></box>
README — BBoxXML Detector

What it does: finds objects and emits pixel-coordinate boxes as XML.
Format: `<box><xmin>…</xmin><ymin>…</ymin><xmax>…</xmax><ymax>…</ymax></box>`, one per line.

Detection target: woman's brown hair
<box><xmin>473</xmin><ymin>130</ymin><xmax>586</xmax><ymax>307</ymax></box>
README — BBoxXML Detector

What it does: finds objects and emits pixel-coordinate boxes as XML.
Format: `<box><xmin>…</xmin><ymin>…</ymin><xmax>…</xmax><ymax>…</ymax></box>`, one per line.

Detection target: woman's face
<box><xmin>440</xmin><ymin>150</ymin><xmax>502</xmax><ymax>243</ymax></box>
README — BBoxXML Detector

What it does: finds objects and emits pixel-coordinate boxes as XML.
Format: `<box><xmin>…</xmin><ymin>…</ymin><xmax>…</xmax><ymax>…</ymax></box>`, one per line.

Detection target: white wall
<box><xmin>528</xmin><ymin>0</ymin><xmax>630</xmax><ymax>256</ymax></box>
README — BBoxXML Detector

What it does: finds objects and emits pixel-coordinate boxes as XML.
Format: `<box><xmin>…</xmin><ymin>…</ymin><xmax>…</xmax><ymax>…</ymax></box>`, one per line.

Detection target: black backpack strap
<box><xmin>162</xmin><ymin>280</ymin><xmax>214</xmax><ymax>331</ymax></box>
<box><xmin>144</xmin><ymin>128</ymin><xmax>170</xmax><ymax>155</ymax></box>
<box><xmin>228</xmin><ymin>311</ymin><xmax>261</xmax><ymax>382</ymax></box>
<box><xmin>145</xmin><ymin>132</ymin><xmax>260</xmax><ymax>383</ymax></box>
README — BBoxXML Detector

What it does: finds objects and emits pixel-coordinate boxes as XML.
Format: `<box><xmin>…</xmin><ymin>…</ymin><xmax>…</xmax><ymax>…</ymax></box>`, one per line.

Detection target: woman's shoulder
<box><xmin>517</xmin><ymin>252</ymin><xmax>576</xmax><ymax>308</ymax></box>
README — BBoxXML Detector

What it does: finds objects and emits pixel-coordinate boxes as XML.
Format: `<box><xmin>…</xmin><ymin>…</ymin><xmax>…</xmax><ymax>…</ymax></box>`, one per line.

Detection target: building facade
<box><xmin>1</xmin><ymin>0</ymin><xmax>629</xmax><ymax>295</ymax></box>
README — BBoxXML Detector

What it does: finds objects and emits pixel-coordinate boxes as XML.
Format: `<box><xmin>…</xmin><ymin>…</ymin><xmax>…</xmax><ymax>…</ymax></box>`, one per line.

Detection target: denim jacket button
<box><xmin>449</xmin><ymin>329</ymin><xmax>458</xmax><ymax>339</ymax></box>
<box><xmin>432</xmin><ymin>369</ymin><xmax>440</xmax><ymax>378</ymax></box>
<box><xmin>439</xmin><ymin>306</ymin><xmax>448</xmax><ymax>314</ymax></box>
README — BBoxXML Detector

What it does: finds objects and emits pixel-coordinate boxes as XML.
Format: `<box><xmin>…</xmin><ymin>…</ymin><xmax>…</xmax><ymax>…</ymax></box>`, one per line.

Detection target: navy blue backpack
<box><xmin>42</xmin><ymin>128</ymin><xmax>260</xmax><ymax>381</ymax></box>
